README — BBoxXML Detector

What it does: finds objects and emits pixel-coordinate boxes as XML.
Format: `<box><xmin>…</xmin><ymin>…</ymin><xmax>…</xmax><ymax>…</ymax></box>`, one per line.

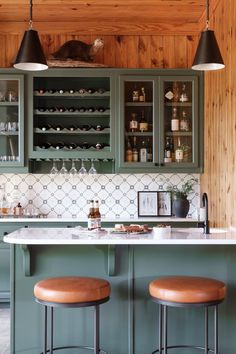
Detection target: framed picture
<box><xmin>157</xmin><ymin>191</ymin><xmax>172</xmax><ymax>216</ymax></box>
<box><xmin>138</xmin><ymin>191</ymin><xmax>158</xmax><ymax>217</ymax></box>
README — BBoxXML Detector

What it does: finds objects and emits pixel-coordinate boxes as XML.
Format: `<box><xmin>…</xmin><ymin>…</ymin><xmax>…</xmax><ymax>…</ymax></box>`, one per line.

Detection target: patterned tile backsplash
<box><xmin>0</xmin><ymin>173</ymin><xmax>200</xmax><ymax>219</ymax></box>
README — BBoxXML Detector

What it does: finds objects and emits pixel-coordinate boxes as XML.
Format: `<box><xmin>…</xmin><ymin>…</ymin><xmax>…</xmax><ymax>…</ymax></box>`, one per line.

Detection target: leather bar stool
<box><xmin>149</xmin><ymin>276</ymin><xmax>226</xmax><ymax>354</ymax></box>
<box><xmin>34</xmin><ymin>276</ymin><xmax>111</xmax><ymax>354</ymax></box>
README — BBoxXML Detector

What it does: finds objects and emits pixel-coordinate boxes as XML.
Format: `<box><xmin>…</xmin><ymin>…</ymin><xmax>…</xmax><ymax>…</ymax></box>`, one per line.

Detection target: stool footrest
<box><xmin>40</xmin><ymin>345</ymin><xmax>108</xmax><ymax>353</ymax></box>
<box><xmin>152</xmin><ymin>344</ymin><xmax>219</xmax><ymax>354</ymax></box>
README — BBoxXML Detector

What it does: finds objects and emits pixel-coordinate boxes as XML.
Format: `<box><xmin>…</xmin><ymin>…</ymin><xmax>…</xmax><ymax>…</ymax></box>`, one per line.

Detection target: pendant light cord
<box><xmin>206</xmin><ymin>0</ymin><xmax>209</xmax><ymax>29</ymax></box>
<box><xmin>29</xmin><ymin>0</ymin><xmax>33</xmax><ymax>29</ymax></box>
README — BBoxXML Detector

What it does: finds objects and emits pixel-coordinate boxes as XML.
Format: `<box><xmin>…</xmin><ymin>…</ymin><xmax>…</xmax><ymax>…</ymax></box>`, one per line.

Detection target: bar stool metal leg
<box><xmin>159</xmin><ymin>304</ymin><xmax>163</xmax><ymax>354</ymax></box>
<box><xmin>44</xmin><ymin>306</ymin><xmax>47</xmax><ymax>354</ymax></box>
<box><xmin>94</xmin><ymin>305</ymin><xmax>100</xmax><ymax>354</ymax></box>
<box><xmin>214</xmin><ymin>305</ymin><xmax>218</xmax><ymax>354</ymax></box>
<box><xmin>50</xmin><ymin>307</ymin><xmax>53</xmax><ymax>354</ymax></box>
<box><xmin>205</xmin><ymin>307</ymin><xmax>208</xmax><ymax>354</ymax></box>
<box><xmin>163</xmin><ymin>305</ymin><xmax>167</xmax><ymax>354</ymax></box>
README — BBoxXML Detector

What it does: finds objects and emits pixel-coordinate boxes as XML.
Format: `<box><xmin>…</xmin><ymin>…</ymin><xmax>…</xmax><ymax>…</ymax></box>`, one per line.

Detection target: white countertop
<box><xmin>0</xmin><ymin>217</ymin><xmax>197</xmax><ymax>223</ymax></box>
<box><xmin>4</xmin><ymin>227</ymin><xmax>236</xmax><ymax>245</ymax></box>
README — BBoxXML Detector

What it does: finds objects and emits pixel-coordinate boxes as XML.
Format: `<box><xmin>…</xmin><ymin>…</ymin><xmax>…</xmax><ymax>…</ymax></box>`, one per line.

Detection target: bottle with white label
<box><xmin>180</xmin><ymin>110</ymin><xmax>190</xmax><ymax>131</ymax></box>
<box><xmin>175</xmin><ymin>138</ymin><xmax>184</xmax><ymax>163</ymax></box>
<box><xmin>129</xmin><ymin>113</ymin><xmax>138</xmax><ymax>132</ymax></box>
<box><xmin>139</xmin><ymin>140</ymin><xmax>148</xmax><ymax>162</ymax></box>
<box><xmin>87</xmin><ymin>200</ymin><xmax>96</xmax><ymax>230</ymax></box>
<box><xmin>171</xmin><ymin>107</ymin><xmax>179</xmax><ymax>131</ymax></box>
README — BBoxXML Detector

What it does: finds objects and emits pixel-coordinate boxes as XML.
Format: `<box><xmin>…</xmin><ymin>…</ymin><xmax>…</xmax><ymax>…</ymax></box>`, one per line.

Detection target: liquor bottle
<box><xmin>139</xmin><ymin>140</ymin><xmax>148</xmax><ymax>162</ymax></box>
<box><xmin>173</xmin><ymin>81</ymin><xmax>180</xmax><ymax>102</ymax></box>
<box><xmin>78</xmin><ymin>107</ymin><xmax>86</xmax><ymax>112</ymax></box>
<box><xmin>88</xmin><ymin>200</ymin><xmax>96</xmax><ymax>230</ymax></box>
<box><xmin>57</xmin><ymin>107</ymin><xmax>66</xmax><ymax>113</ymax></box>
<box><xmin>139</xmin><ymin>111</ymin><xmax>148</xmax><ymax>132</ymax></box>
<box><xmin>87</xmin><ymin>88</ymin><xmax>95</xmax><ymax>94</ymax></box>
<box><xmin>54</xmin><ymin>142</ymin><xmax>65</xmax><ymax>150</ymax></box>
<box><xmin>40</xmin><ymin>124</ymin><xmax>51</xmax><ymax>131</ymax></box>
<box><xmin>171</xmin><ymin>107</ymin><xmax>179</xmax><ymax>131</ymax></box>
<box><xmin>67</xmin><ymin>143</ymin><xmax>77</xmax><ymax>150</ymax></box>
<box><xmin>68</xmin><ymin>107</ymin><xmax>76</xmax><ymax>112</ymax></box>
<box><xmin>125</xmin><ymin>139</ymin><xmax>133</xmax><ymax>162</ymax></box>
<box><xmin>94</xmin><ymin>125</ymin><xmax>102</xmax><ymax>131</ymax></box>
<box><xmin>139</xmin><ymin>87</ymin><xmax>146</xmax><ymax>102</ymax></box>
<box><xmin>175</xmin><ymin>138</ymin><xmax>184</xmax><ymax>162</ymax></box>
<box><xmin>48</xmin><ymin>89</ymin><xmax>56</xmax><ymax>94</ymax></box>
<box><xmin>57</xmin><ymin>89</ymin><xmax>65</xmax><ymax>94</ymax></box>
<box><xmin>40</xmin><ymin>142</ymin><xmax>51</xmax><ymax>149</ymax></box>
<box><xmin>88</xmin><ymin>107</ymin><xmax>95</xmax><ymax>112</ymax></box>
<box><xmin>0</xmin><ymin>184</ymin><xmax>10</xmax><ymax>215</ymax></box>
<box><xmin>180</xmin><ymin>110</ymin><xmax>190</xmax><ymax>131</ymax></box>
<box><xmin>132</xmin><ymin>137</ymin><xmax>139</xmax><ymax>162</ymax></box>
<box><xmin>14</xmin><ymin>202</ymin><xmax>23</xmax><ymax>216</ymax></box>
<box><xmin>54</xmin><ymin>124</ymin><xmax>63</xmax><ymax>131</ymax></box>
<box><xmin>67</xmin><ymin>125</ymin><xmax>77</xmax><ymax>132</ymax></box>
<box><xmin>94</xmin><ymin>200</ymin><xmax>101</xmax><ymax>229</ymax></box>
<box><xmin>37</xmin><ymin>89</ymin><xmax>46</xmax><ymax>94</ymax></box>
<box><xmin>164</xmin><ymin>137</ymin><xmax>172</xmax><ymax>163</ymax></box>
<box><xmin>95</xmin><ymin>142</ymin><xmax>103</xmax><ymax>150</ymax></box>
<box><xmin>97</xmin><ymin>88</ymin><xmax>105</xmax><ymax>94</ymax></box>
<box><xmin>68</xmin><ymin>89</ymin><xmax>75</xmax><ymax>94</ymax></box>
<box><xmin>179</xmin><ymin>83</ymin><xmax>189</xmax><ymax>102</ymax></box>
<box><xmin>97</xmin><ymin>107</ymin><xmax>106</xmax><ymax>112</ymax></box>
<box><xmin>129</xmin><ymin>113</ymin><xmax>138</xmax><ymax>132</ymax></box>
<box><xmin>132</xmin><ymin>88</ymin><xmax>139</xmax><ymax>102</ymax></box>
<box><xmin>48</xmin><ymin>107</ymin><xmax>56</xmax><ymax>112</ymax></box>
<box><xmin>78</xmin><ymin>88</ymin><xmax>87</xmax><ymax>94</ymax></box>
<box><xmin>80</xmin><ymin>125</ymin><xmax>91</xmax><ymax>131</ymax></box>
<box><xmin>146</xmin><ymin>138</ymin><xmax>153</xmax><ymax>162</ymax></box>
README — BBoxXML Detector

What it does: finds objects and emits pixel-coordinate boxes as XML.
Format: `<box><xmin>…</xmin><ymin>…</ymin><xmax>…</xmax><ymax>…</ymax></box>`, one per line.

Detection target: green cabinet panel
<box><xmin>116</xmin><ymin>69</ymin><xmax>204</xmax><ymax>173</ymax></box>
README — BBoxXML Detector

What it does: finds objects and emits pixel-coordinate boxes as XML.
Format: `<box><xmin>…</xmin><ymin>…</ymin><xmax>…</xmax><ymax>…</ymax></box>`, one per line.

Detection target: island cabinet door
<box><xmin>116</xmin><ymin>75</ymin><xmax>160</xmax><ymax>172</ymax></box>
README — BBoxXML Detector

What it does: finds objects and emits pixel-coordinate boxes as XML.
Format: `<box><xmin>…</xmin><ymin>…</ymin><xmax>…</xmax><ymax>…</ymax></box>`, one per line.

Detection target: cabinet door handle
<box><xmin>3</xmin><ymin>232</ymin><xmax>8</xmax><ymax>236</ymax></box>
<box><xmin>160</xmin><ymin>163</ymin><xmax>164</xmax><ymax>167</ymax></box>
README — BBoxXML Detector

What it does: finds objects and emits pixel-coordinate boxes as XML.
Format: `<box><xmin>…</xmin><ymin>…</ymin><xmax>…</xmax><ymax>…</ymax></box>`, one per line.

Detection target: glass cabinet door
<box><xmin>0</xmin><ymin>75</ymin><xmax>24</xmax><ymax>167</ymax></box>
<box><xmin>160</xmin><ymin>76</ymin><xmax>199</xmax><ymax>168</ymax></box>
<box><xmin>119</xmin><ymin>76</ymin><xmax>158</xmax><ymax>169</ymax></box>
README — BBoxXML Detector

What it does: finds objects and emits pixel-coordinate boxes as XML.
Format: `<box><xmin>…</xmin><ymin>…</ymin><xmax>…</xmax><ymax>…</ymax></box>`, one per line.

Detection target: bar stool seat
<box><xmin>149</xmin><ymin>276</ymin><xmax>226</xmax><ymax>304</ymax></box>
<box><xmin>34</xmin><ymin>276</ymin><xmax>111</xmax><ymax>354</ymax></box>
<box><xmin>149</xmin><ymin>275</ymin><xmax>226</xmax><ymax>354</ymax></box>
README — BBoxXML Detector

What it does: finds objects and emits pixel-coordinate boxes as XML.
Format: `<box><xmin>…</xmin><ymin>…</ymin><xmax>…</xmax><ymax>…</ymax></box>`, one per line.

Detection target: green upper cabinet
<box><xmin>27</xmin><ymin>69</ymin><xmax>115</xmax><ymax>160</ymax></box>
<box><xmin>116</xmin><ymin>70</ymin><xmax>204</xmax><ymax>173</ymax></box>
<box><xmin>0</xmin><ymin>74</ymin><xmax>25</xmax><ymax>171</ymax></box>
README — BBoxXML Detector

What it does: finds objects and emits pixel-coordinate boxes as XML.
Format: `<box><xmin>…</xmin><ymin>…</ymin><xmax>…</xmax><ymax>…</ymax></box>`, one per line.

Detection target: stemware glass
<box><xmin>50</xmin><ymin>159</ymin><xmax>59</xmax><ymax>175</ymax></box>
<box><xmin>58</xmin><ymin>159</ymin><xmax>68</xmax><ymax>175</ymax></box>
<box><xmin>69</xmin><ymin>159</ymin><xmax>78</xmax><ymax>176</ymax></box>
<box><xmin>88</xmin><ymin>159</ymin><xmax>97</xmax><ymax>175</ymax></box>
<box><xmin>78</xmin><ymin>159</ymin><xmax>87</xmax><ymax>175</ymax></box>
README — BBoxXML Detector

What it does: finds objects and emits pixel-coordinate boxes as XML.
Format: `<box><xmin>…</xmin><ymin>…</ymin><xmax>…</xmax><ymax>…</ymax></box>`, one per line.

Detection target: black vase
<box><xmin>173</xmin><ymin>198</ymin><xmax>190</xmax><ymax>218</ymax></box>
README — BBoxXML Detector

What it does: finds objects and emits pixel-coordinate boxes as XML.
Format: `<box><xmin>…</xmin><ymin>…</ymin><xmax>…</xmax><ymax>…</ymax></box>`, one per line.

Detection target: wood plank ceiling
<box><xmin>0</xmin><ymin>0</ymin><xmax>207</xmax><ymax>35</ymax></box>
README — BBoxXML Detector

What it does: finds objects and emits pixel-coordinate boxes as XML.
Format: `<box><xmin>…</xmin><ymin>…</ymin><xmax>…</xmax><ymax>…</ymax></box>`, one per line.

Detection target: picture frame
<box><xmin>138</xmin><ymin>191</ymin><xmax>158</xmax><ymax>217</ymax></box>
<box><xmin>157</xmin><ymin>191</ymin><xmax>172</xmax><ymax>216</ymax></box>
<box><xmin>138</xmin><ymin>191</ymin><xmax>172</xmax><ymax>217</ymax></box>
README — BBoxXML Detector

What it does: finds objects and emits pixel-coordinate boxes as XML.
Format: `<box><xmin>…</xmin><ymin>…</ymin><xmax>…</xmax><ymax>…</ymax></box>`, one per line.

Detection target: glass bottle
<box><xmin>88</xmin><ymin>200</ymin><xmax>96</xmax><ymax>230</ymax></box>
<box><xmin>129</xmin><ymin>113</ymin><xmax>138</xmax><ymax>132</ymax></box>
<box><xmin>126</xmin><ymin>139</ymin><xmax>133</xmax><ymax>162</ymax></box>
<box><xmin>139</xmin><ymin>87</ymin><xmax>146</xmax><ymax>102</ymax></box>
<box><xmin>173</xmin><ymin>81</ymin><xmax>180</xmax><ymax>102</ymax></box>
<box><xmin>147</xmin><ymin>138</ymin><xmax>153</xmax><ymax>162</ymax></box>
<box><xmin>171</xmin><ymin>107</ymin><xmax>179</xmax><ymax>131</ymax></box>
<box><xmin>132</xmin><ymin>137</ymin><xmax>139</xmax><ymax>162</ymax></box>
<box><xmin>175</xmin><ymin>138</ymin><xmax>184</xmax><ymax>163</ymax></box>
<box><xmin>139</xmin><ymin>111</ymin><xmax>148</xmax><ymax>132</ymax></box>
<box><xmin>164</xmin><ymin>137</ymin><xmax>172</xmax><ymax>163</ymax></box>
<box><xmin>179</xmin><ymin>84</ymin><xmax>189</xmax><ymax>103</ymax></box>
<box><xmin>180</xmin><ymin>110</ymin><xmax>190</xmax><ymax>131</ymax></box>
<box><xmin>0</xmin><ymin>184</ymin><xmax>10</xmax><ymax>215</ymax></box>
<box><xmin>94</xmin><ymin>200</ymin><xmax>101</xmax><ymax>229</ymax></box>
<box><xmin>139</xmin><ymin>140</ymin><xmax>148</xmax><ymax>162</ymax></box>
<box><xmin>132</xmin><ymin>89</ymin><xmax>139</xmax><ymax>102</ymax></box>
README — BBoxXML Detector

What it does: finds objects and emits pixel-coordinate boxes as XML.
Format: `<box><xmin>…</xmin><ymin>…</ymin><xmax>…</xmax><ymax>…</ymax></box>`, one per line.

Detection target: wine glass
<box><xmin>69</xmin><ymin>159</ymin><xmax>77</xmax><ymax>176</ymax></box>
<box><xmin>50</xmin><ymin>160</ymin><xmax>58</xmax><ymax>175</ymax></box>
<box><xmin>88</xmin><ymin>159</ymin><xmax>97</xmax><ymax>175</ymax></box>
<box><xmin>78</xmin><ymin>159</ymin><xmax>87</xmax><ymax>175</ymax></box>
<box><xmin>58</xmin><ymin>159</ymin><xmax>68</xmax><ymax>175</ymax></box>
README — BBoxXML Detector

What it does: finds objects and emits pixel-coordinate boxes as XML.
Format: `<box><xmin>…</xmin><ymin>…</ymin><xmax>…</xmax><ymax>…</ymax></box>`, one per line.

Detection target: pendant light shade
<box><xmin>13</xmin><ymin>0</ymin><xmax>48</xmax><ymax>71</ymax></box>
<box><xmin>192</xmin><ymin>0</ymin><xmax>224</xmax><ymax>71</ymax></box>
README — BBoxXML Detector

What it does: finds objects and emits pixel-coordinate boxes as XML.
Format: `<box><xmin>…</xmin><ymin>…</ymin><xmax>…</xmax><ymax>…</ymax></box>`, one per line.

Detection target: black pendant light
<box><xmin>14</xmin><ymin>0</ymin><xmax>48</xmax><ymax>71</ymax></box>
<box><xmin>192</xmin><ymin>0</ymin><xmax>224</xmax><ymax>71</ymax></box>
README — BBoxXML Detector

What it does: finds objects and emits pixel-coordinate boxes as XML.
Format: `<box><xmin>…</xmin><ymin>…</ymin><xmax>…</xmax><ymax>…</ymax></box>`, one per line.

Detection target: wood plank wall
<box><xmin>201</xmin><ymin>0</ymin><xmax>236</xmax><ymax>228</ymax></box>
<box><xmin>0</xmin><ymin>34</ymin><xmax>198</xmax><ymax>69</ymax></box>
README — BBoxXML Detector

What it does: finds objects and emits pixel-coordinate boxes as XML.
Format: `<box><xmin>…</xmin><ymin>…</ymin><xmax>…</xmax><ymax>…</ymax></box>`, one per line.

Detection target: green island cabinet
<box><xmin>116</xmin><ymin>70</ymin><xmax>204</xmax><ymax>173</ymax></box>
<box><xmin>0</xmin><ymin>73</ymin><xmax>27</xmax><ymax>173</ymax></box>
